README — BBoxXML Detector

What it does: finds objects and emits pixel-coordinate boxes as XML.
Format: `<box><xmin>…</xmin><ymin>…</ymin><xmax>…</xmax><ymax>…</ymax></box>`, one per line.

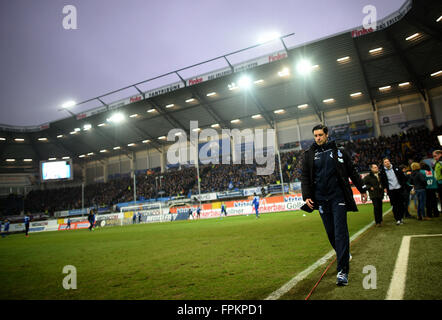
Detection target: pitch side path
<box><xmin>0</xmin><ymin>203</ymin><xmax>441</xmax><ymax>302</ymax></box>
<box><xmin>279</xmin><ymin>205</ymin><xmax>442</xmax><ymax>300</ymax></box>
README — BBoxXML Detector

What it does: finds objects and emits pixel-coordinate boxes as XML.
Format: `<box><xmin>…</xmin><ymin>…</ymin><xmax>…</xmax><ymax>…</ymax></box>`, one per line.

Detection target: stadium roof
<box><xmin>0</xmin><ymin>0</ymin><xmax>441</xmax><ymax>173</ymax></box>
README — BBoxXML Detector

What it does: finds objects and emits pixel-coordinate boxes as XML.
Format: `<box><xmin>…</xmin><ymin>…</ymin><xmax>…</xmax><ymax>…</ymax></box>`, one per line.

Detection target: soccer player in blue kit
<box><xmin>220</xmin><ymin>202</ymin><xmax>227</xmax><ymax>218</ymax></box>
<box><xmin>252</xmin><ymin>193</ymin><xmax>260</xmax><ymax>218</ymax></box>
<box><xmin>24</xmin><ymin>214</ymin><xmax>30</xmax><ymax>237</ymax></box>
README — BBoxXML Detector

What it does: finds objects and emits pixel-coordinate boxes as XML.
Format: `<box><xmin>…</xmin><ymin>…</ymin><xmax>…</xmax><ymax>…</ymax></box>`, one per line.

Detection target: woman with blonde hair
<box><xmin>409</xmin><ymin>162</ymin><xmax>429</xmax><ymax>220</ymax></box>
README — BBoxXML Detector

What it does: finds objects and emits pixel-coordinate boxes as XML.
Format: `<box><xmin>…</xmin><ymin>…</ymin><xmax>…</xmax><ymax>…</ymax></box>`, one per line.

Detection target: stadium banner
<box><xmin>217</xmin><ymin>190</ymin><xmax>244</xmax><ymax>199</ymax></box>
<box><xmin>145</xmin><ymin>82</ymin><xmax>183</xmax><ymax>99</ymax></box>
<box><xmin>329</xmin><ymin>119</ymin><xmax>374</xmax><ymax>141</ymax></box>
<box><xmin>233</xmin><ymin>50</ymin><xmax>288</xmax><ymax>73</ymax></box>
<box><xmin>186</xmin><ymin>67</ymin><xmax>232</xmax><ymax>86</ymax></box>
<box><xmin>350</xmin><ymin>0</ymin><xmax>412</xmax><ymax>38</ymax></box>
<box><xmin>192</xmin><ymin>192</ymin><xmax>217</xmax><ymax>201</ymax></box>
<box><xmin>75</xmin><ymin>105</ymin><xmax>107</xmax><ymax>120</ymax></box>
<box><xmin>379</xmin><ymin>113</ymin><xmax>406</xmax><ymax>126</ymax></box>
<box><xmin>108</xmin><ymin>93</ymin><xmax>144</xmax><ymax>111</ymax></box>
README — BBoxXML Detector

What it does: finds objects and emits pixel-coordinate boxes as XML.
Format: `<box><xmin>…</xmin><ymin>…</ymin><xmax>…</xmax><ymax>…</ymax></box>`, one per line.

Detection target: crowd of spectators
<box><xmin>2</xmin><ymin>125</ymin><xmax>440</xmax><ymax>215</ymax></box>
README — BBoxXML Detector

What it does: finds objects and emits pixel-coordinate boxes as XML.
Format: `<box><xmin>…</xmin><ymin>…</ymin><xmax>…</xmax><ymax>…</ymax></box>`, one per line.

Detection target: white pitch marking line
<box><xmin>385</xmin><ymin>233</ymin><xmax>442</xmax><ymax>300</ymax></box>
<box><xmin>265</xmin><ymin>207</ymin><xmax>392</xmax><ymax>300</ymax></box>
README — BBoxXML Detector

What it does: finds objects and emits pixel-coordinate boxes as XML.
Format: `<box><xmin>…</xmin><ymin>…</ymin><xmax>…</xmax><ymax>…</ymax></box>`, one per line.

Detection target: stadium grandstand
<box><xmin>1</xmin><ymin>0</ymin><xmax>441</xmax><ymax>222</ymax></box>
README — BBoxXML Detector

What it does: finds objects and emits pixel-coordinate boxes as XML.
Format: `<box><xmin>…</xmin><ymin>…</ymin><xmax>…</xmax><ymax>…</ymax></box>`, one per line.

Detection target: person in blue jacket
<box><xmin>252</xmin><ymin>193</ymin><xmax>260</xmax><ymax>218</ymax></box>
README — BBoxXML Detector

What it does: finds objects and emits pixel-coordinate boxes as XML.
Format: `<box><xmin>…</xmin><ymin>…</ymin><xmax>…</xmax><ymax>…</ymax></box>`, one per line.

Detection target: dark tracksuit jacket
<box><xmin>301</xmin><ymin>140</ymin><xmax>366</xmax><ymax>274</ymax></box>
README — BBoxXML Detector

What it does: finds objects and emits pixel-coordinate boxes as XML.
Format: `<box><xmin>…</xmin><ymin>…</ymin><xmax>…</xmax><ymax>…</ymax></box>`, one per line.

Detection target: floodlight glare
<box><xmin>61</xmin><ymin>100</ymin><xmax>76</xmax><ymax>109</ymax></box>
<box><xmin>238</xmin><ymin>76</ymin><xmax>252</xmax><ymax>89</ymax></box>
<box><xmin>107</xmin><ymin>113</ymin><xmax>125</xmax><ymax>123</ymax></box>
<box><xmin>296</xmin><ymin>59</ymin><xmax>312</xmax><ymax>75</ymax></box>
<box><xmin>258</xmin><ymin>32</ymin><xmax>281</xmax><ymax>44</ymax></box>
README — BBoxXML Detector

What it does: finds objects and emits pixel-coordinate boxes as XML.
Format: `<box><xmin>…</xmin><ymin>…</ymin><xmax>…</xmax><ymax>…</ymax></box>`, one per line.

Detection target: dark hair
<box><xmin>312</xmin><ymin>124</ymin><xmax>328</xmax><ymax>134</ymax></box>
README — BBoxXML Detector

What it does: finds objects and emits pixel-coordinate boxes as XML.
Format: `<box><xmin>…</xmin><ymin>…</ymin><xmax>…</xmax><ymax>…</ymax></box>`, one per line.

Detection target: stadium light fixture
<box><xmin>48</xmin><ymin>157</ymin><xmax>57</xmax><ymax>160</ymax></box>
<box><xmin>79</xmin><ymin>154</ymin><xmax>86</xmax><ymax>158</ymax></box>
<box><xmin>230</xmin><ymin>119</ymin><xmax>241</xmax><ymax>124</ymax></box>
<box><xmin>62</xmin><ymin>157</ymin><xmax>70</xmax><ymax>160</ymax></box>
<box><xmin>87</xmin><ymin>153</ymin><xmax>94</xmax><ymax>156</ymax></box>
<box><xmin>436</xmin><ymin>15</ymin><xmax>442</xmax><ymax>22</ymax></box>
<box><xmin>254</xmin><ymin>79</ymin><xmax>264</xmax><ymax>85</ymax></box>
<box><xmin>228</xmin><ymin>83</ymin><xmax>239</xmax><ymax>91</ymax></box>
<box><xmin>175</xmin><ymin>132</ymin><xmax>182</xmax><ymax>136</ymax></box>
<box><xmin>127</xmin><ymin>143</ymin><xmax>136</xmax><ymax>147</ymax></box>
<box><xmin>192</xmin><ymin>128</ymin><xmax>201</xmax><ymax>132</ymax></box>
<box><xmin>158</xmin><ymin>136</ymin><xmax>166</xmax><ymax>140</ymax></box>
<box><xmin>38</xmin><ymin>137</ymin><xmax>48</xmax><ymax>141</ymax></box>
<box><xmin>83</xmin><ymin>124</ymin><xmax>92</xmax><ymax>131</ymax></box>
<box><xmin>14</xmin><ymin>138</ymin><xmax>25</xmax><ymax>142</ymax></box>
<box><xmin>57</xmin><ymin>134</ymin><xmax>64</xmax><ymax>138</ymax></box>
<box><xmin>274</xmin><ymin>109</ymin><xmax>285</xmax><ymax>114</ymax></box>
<box><xmin>142</xmin><ymin>139</ymin><xmax>150</xmax><ymax>143</ymax></box>
<box><xmin>379</xmin><ymin>85</ymin><xmax>391</xmax><ymax>91</ymax></box>
<box><xmin>0</xmin><ymin>137</ymin><xmax>6</xmax><ymax>141</ymax></box>
<box><xmin>129</xmin><ymin>114</ymin><xmax>138</xmax><ymax>118</ymax></box>
<box><xmin>211</xmin><ymin>123</ymin><xmax>220</xmax><ymax>128</ymax></box>
<box><xmin>350</xmin><ymin>92</ymin><xmax>362</xmax><ymax>97</ymax></box>
<box><xmin>70</xmin><ymin>131</ymin><xmax>77</xmax><ymax>135</ymax></box>
<box><xmin>398</xmin><ymin>82</ymin><xmax>410</xmax><ymax>87</ymax></box>
<box><xmin>61</xmin><ymin>100</ymin><xmax>76</xmax><ymax>109</ymax></box>
<box><xmin>369</xmin><ymin>47</ymin><xmax>383</xmax><ymax>54</ymax></box>
<box><xmin>297</xmin><ymin>104</ymin><xmax>308</xmax><ymax>109</ymax></box>
<box><xmin>100</xmin><ymin>149</ymin><xmax>108</xmax><ymax>153</ymax></box>
<box><xmin>337</xmin><ymin>56</ymin><xmax>350</xmax><ymax>63</ymax></box>
<box><xmin>185</xmin><ymin>98</ymin><xmax>196</xmax><ymax>103</ymax></box>
<box><xmin>405</xmin><ymin>33</ymin><xmax>420</xmax><ymax>41</ymax></box>
<box><xmin>431</xmin><ymin>70</ymin><xmax>442</xmax><ymax>77</ymax></box>
<box><xmin>147</xmin><ymin>108</ymin><xmax>156</xmax><ymax>113</ymax></box>
<box><xmin>23</xmin><ymin>159</ymin><xmax>33</xmax><ymax>162</ymax></box>
<box><xmin>113</xmin><ymin>146</ymin><xmax>121</xmax><ymax>150</ymax></box>
<box><xmin>258</xmin><ymin>32</ymin><xmax>281</xmax><ymax>44</ymax></box>
<box><xmin>323</xmin><ymin>98</ymin><xmax>335</xmax><ymax>104</ymax></box>
<box><xmin>278</xmin><ymin>68</ymin><xmax>290</xmax><ymax>77</ymax></box>
<box><xmin>311</xmin><ymin>64</ymin><xmax>320</xmax><ymax>71</ymax></box>
<box><xmin>98</xmin><ymin>123</ymin><xmax>106</xmax><ymax>127</ymax></box>
<box><xmin>206</xmin><ymin>92</ymin><xmax>217</xmax><ymax>97</ymax></box>
<box><xmin>74</xmin><ymin>128</ymin><xmax>81</xmax><ymax>132</ymax></box>
<box><xmin>238</xmin><ymin>76</ymin><xmax>252</xmax><ymax>89</ymax></box>
<box><xmin>6</xmin><ymin>159</ymin><xmax>16</xmax><ymax>162</ymax></box>
<box><xmin>107</xmin><ymin>113</ymin><xmax>125</xmax><ymax>123</ymax></box>
<box><xmin>252</xmin><ymin>114</ymin><xmax>262</xmax><ymax>119</ymax></box>
<box><xmin>165</xmin><ymin>104</ymin><xmax>175</xmax><ymax>108</ymax></box>
<box><xmin>296</xmin><ymin>60</ymin><xmax>313</xmax><ymax>75</ymax></box>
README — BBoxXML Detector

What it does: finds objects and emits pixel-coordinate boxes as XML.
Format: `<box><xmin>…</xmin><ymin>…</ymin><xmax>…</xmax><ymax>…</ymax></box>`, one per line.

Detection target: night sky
<box><xmin>0</xmin><ymin>0</ymin><xmax>406</xmax><ymax>126</ymax></box>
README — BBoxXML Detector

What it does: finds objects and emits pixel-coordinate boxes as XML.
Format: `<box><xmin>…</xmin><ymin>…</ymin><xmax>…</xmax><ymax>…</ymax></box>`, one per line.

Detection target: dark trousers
<box><xmin>25</xmin><ymin>224</ymin><xmax>29</xmax><ymax>236</ymax></box>
<box><xmin>388</xmin><ymin>189</ymin><xmax>405</xmax><ymax>221</ymax></box>
<box><xmin>426</xmin><ymin>189</ymin><xmax>439</xmax><ymax>217</ymax></box>
<box><xmin>317</xmin><ymin>198</ymin><xmax>350</xmax><ymax>274</ymax></box>
<box><xmin>372</xmin><ymin>198</ymin><xmax>383</xmax><ymax>224</ymax></box>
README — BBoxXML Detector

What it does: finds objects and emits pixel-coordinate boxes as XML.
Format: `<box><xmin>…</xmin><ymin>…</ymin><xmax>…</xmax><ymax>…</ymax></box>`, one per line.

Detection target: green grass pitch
<box><xmin>1</xmin><ymin>203</ymin><xmax>441</xmax><ymax>300</ymax></box>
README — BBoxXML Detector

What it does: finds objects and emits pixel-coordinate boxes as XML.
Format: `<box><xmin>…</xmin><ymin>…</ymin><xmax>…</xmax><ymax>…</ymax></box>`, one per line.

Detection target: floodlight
<box><xmin>258</xmin><ymin>32</ymin><xmax>281</xmax><ymax>44</ymax></box>
<box><xmin>61</xmin><ymin>101</ymin><xmax>76</xmax><ymax>109</ymax></box>
<box><xmin>296</xmin><ymin>59</ymin><xmax>312</xmax><ymax>75</ymax></box>
<box><xmin>238</xmin><ymin>76</ymin><xmax>252</xmax><ymax>89</ymax></box>
<box><xmin>107</xmin><ymin>113</ymin><xmax>125</xmax><ymax>123</ymax></box>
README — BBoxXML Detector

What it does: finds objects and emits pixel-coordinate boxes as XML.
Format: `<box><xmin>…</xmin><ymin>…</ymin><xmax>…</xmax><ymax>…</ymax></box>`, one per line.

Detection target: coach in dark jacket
<box><xmin>363</xmin><ymin>164</ymin><xmax>384</xmax><ymax>226</ymax></box>
<box><xmin>301</xmin><ymin>124</ymin><xmax>367</xmax><ymax>286</ymax></box>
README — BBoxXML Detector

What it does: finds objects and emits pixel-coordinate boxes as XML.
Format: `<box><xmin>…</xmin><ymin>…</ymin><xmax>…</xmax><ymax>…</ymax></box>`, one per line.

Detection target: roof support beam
<box><xmin>385</xmin><ymin>29</ymin><xmax>427</xmax><ymax>100</ymax></box>
<box><xmin>352</xmin><ymin>37</ymin><xmax>377</xmax><ymax>111</ymax></box>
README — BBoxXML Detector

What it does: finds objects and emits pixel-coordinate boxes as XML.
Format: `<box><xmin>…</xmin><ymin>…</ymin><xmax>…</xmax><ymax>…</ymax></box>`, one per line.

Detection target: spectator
<box><xmin>420</xmin><ymin>162</ymin><xmax>439</xmax><ymax>218</ymax></box>
<box><xmin>408</xmin><ymin>162</ymin><xmax>429</xmax><ymax>221</ymax></box>
<box><xmin>363</xmin><ymin>164</ymin><xmax>384</xmax><ymax>227</ymax></box>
